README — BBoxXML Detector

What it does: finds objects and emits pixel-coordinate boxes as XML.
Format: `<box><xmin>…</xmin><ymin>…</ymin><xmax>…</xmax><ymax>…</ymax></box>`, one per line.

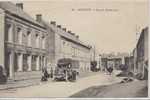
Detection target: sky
<box><xmin>14</xmin><ymin>0</ymin><xmax>148</xmax><ymax>54</ymax></box>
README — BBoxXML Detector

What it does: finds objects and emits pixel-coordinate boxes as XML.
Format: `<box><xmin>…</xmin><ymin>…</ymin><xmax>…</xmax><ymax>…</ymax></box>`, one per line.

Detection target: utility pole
<box><xmin>99</xmin><ymin>54</ymin><xmax>102</xmax><ymax>71</ymax></box>
<box><xmin>93</xmin><ymin>45</ymin><xmax>96</xmax><ymax>61</ymax></box>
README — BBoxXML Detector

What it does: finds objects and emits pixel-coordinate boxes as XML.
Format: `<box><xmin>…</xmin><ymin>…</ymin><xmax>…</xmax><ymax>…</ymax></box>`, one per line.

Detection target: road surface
<box><xmin>71</xmin><ymin>80</ymin><xmax>147</xmax><ymax>98</ymax></box>
<box><xmin>0</xmin><ymin>72</ymin><xmax>122</xmax><ymax>97</ymax></box>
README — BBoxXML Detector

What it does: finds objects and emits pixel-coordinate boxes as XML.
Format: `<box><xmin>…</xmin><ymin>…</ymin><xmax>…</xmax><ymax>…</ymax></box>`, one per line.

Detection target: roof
<box><xmin>43</xmin><ymin>20</ymin><xmax>91</xmax><ymax>49</ymax></box>
<box><xmin>136</xmin><ymin>27</ymin><xmax>148</xmax><ymax>47</ymax></box>
<box><xmin>59</xmin><ymin>27</ymin><xmax>91</xmax><ymax>49</ymax></box>
<box><xmin>0</xmin><ymin>2</ymin><xmax>45</xmax><ymax>28</ymax></box>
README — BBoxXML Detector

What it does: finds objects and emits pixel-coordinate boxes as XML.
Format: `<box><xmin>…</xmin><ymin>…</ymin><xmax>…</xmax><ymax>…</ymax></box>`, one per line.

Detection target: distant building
<box><xmin>124</xmin><ymin>55</ymin><xmax>134</xmax><ymax>72</ymax></box>
<box><xmin>101</xmin><ymin>57</ymin><xmax>107</xmax><ymax>71</ymax></box>
<box><xmin>133</xmin><ymin>27</ymin><xmax>148</xmax><ymax>78</ymax></box>
<box><xmin>0</xmin><ymin>2</ymin><xmax>48</xmax><ymax>80</ymax></box>
<box><xmin>90</xmin><ymin>47</ymin><xmax>101</xmax><ymax>69</ymax></box>
<box><xmin>101</xmin><ymin>53</ymin><xmax>129</xmax><ymax>71</ymax></box>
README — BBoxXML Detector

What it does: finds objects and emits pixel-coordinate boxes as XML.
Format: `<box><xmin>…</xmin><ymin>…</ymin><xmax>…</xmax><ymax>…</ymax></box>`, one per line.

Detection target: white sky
<box><xmin>13</xmin><ymin>0</ymin><xmax>148</xmax><ymax>54</ymax></box>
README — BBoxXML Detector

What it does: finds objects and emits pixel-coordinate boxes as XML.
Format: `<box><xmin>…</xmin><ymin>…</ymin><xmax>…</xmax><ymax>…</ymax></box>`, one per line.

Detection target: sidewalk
<box><xmin>0</xmin><ymin>71</ymin><xmax>105</xmax><ymax>90</ymax></box>
<box><xmin>0</xmin><ymin>78</ymin><xmax>41</xmax><ymax>90</ymax></box>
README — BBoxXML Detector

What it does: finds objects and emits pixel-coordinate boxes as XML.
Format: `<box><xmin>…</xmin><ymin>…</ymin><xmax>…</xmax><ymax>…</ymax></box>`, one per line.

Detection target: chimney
<box><xmin>57</xmin><ymin>25</ymin><xmax>61</xmax><ymax>28</ymax></box>
<box><xmin>76</xmin><ymin>35</ymin><xmax>79</xmax><ymax>39</ymax></box>
<box><xmin>50</xmin><ymin>21</ymin><xmax>56</xmax><ymax>25</ymax></box>
<box><xmin>62</xmin><ymin>28</ymin><xmax>66</xmax><ymax>32</ymax></box>
<box><xmin>71</xmin><ymin>33</ymin><xmax>75</xmax><ymax>35</ymax></box>
<box><xmin>68</xmin><ymin>30</ymin><xmax>72</xmax><ymax>33</ymax></box>
<box><xmin>16</xmin><ymin>3</ymin><xmax>23</xmax><ymax>10</ymax></box>
<box><xmin>36</xmin><ymin>14</ymin><xmax>42</xmax><ymax>22</ymax></box>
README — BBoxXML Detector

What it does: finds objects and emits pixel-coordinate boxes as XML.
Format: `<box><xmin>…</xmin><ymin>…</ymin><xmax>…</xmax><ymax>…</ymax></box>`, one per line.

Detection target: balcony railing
<box><xmin>5</xmin><ymin>41</ymin><xmax>14</xmax><ymax>49</ymax></box>
<box><xmin>5</xmin><ymin>41</ymin><xmax>47</xmax><ymax>54</ymax></box>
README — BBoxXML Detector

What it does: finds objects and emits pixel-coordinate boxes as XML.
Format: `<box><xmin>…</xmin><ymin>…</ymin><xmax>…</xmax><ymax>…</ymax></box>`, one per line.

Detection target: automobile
<box><xmin>53</xmin><ymin>58</ymin><xmax>77</xmax><ymax>82</ymax></box>
<box><xmin>54</xmin><ymin>68</ymin><xmax>66</xmax><ymax>81</ymax></box>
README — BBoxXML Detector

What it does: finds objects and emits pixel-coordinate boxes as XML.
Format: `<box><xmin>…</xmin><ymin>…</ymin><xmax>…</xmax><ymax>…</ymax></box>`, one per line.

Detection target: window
<box><xmin>23</xmin><ymin>54</ymin><xmax>28</xmax><ymax>71</ymax></box>
<box><xmin>27</xmin><ymin>31</ymin><xmax>31</xmax><ymax>46</ymax></box>
<box><xmin>31</xmin><ymin>56</ymin><xmax>37</xmax><ymax>71</ymax></box>
<box><xmin>14</xmin><ymin>53</ymin><xmax>19</xmax><ymax>72</ymax></box>
<box><xmin>62</xmin><ymin>40</ymin><xmax>66</xmax><ymax>53</ymax></box>
<box><xmin>42</xmin><ymin>36</ymin><xmax>45</xmax><ymax>49</ymax></box>
<box><xmin>71</xmin><ymin>47</ymin><xmax>75</xmax><ymax>57</ymax></box>
<box><xmin>7</xmin><ymin>24</ymin><xmax>13</xmax><ymax>42</ymax></box>
<box><xmin>17</xmin><ymin>28</ymin><xmax>22</xmax><ymax>44</ymax></box>
<box><xmin>63</xmin><ymin>41</ymin><xmax>65</xmax><ymax>45</ymax></box>
<box><xmin>36</xmin><ymin>34</ymin><xmax>40</xmax><ymax>48</ymax></box>
<box><xmin>22</xmin><ymin>33</ymin><xmax>26</xmax><ymax>46</ymax></box>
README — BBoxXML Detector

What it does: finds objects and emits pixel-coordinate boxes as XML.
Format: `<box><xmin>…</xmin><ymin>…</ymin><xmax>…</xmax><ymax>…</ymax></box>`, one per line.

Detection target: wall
<box><xmin>0</xmin><ymin>8</ymin><xmax>5</xmax><ymax>69</ymax></box>
<box><xmin>53</xmin><ymin>28</ymin><xmax>91</xmax><ymax>72</ymax></box>
<box><xmin>144</xmin><ymin>28</ymin><xmax>148</xmax><ymax>62</ymax></box>
<box><xmin>135</xmin><ymin>27</ymin><xmax>148</xmax><ymax>77</ymax></box>
<box><xmin>45</xmin><ymin>25</ymin><xmax>55</xmax><ymax>68</ymax></box>
<box><xmin>3</xmin><ymin>11</ymin><xmax>48</xmax><ymax>80</ymax></box>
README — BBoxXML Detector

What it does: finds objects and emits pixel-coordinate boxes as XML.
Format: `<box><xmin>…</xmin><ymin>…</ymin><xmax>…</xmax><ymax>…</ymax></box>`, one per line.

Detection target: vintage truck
<box><xmin>53</xmin><ymin>58</ymin><xmax>78</xmax><ymax>82</ymax></box>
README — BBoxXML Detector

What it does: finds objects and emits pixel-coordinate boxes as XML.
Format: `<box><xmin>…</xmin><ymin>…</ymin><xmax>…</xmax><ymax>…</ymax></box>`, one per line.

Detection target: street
<box><xmin>71</xmin><ymin>79</ymin><xmax>148</xmax><ymax>98</ymax></box>
<box><xmin>0</xmin><ymin>72</ymin><xmax>122</xmax><ymax>97</ymax></box>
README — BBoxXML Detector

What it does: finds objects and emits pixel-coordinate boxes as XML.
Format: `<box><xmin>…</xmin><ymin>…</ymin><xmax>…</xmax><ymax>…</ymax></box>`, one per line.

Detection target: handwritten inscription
<box><xmin>72</xmin><ymin>8</ymin><xmax>119</xmax><ymax>12</ymax></box>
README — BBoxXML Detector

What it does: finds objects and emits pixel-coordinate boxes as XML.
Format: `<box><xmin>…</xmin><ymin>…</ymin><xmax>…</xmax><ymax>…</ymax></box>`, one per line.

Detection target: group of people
<box><xmin>66</xmin><ymin>68</ymin><xmax>77</xmax><ymax>81</ymax></box>
<box><xmin>0</xmin><ymin>65</ymin><xmax>7</xmax><ymax>84</ymax></box>
<box><xmin>106</xmin><ymin>66</ymin><xmax>114</xmax><ymax>75</ymax></box>
<box><xmin>41</xmin><ymin>65</ymin><xmax>77</xmax><ymax>82</ymax></box>
<box><xmin>41</xmin><ymin>67</ymin><xmax>53</xmax><ymax>81</ymax></box>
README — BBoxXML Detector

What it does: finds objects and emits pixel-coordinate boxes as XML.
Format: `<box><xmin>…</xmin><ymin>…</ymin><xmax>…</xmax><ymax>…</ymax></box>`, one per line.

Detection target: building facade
<box><xmin>124</xmin><ymin>55</ymin><xmax>134</xmax><ymax>72</ymax></box>
<box><xmin>133</xmin><ymin>27</ymin><xmax>148</xmax><ymax>78</ymax></box>
<box><xmin>90</xmin><ymin>47</ymin><xmax>101</xmax><ymax>70</ymax></box>
<box><xmin>43</xmin><ymin>21</ymin><xmax>92</xmax><ymax>73</ymax></box>
<box><xmin>0</xmin><ymin>2</ymin><xmax>93</xmax><ymax>82</ymax></box>
<box><xmin>0</xmin><ymin>2</ymin><xmax>48</xmax><ymax>80</ymax></box>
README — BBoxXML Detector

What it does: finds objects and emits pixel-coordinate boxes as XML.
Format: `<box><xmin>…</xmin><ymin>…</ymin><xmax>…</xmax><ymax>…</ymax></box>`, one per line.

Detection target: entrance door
<box><xmin>5</xmin><ymin>51</ymin><xmax>14</xmax><ymax>79</ymax></box>
<box><xmin>5</xmin><ymin>52</ymin><xmax>10</xmax><ymax>77</ymax></box>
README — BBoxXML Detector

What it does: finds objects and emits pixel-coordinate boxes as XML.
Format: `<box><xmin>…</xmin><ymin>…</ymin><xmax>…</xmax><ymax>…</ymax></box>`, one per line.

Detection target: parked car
<box><xmin>53</xmin><ymin>58</ymin><xmax>77</xmax><ymax>82</ymax></box>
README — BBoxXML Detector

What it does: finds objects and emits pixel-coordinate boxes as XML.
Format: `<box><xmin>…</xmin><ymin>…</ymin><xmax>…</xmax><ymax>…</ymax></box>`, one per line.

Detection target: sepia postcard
<box><xmin>0</xmin><ymin>0</ymin><xmax>149</xmax><ymax>99</ymax></box>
